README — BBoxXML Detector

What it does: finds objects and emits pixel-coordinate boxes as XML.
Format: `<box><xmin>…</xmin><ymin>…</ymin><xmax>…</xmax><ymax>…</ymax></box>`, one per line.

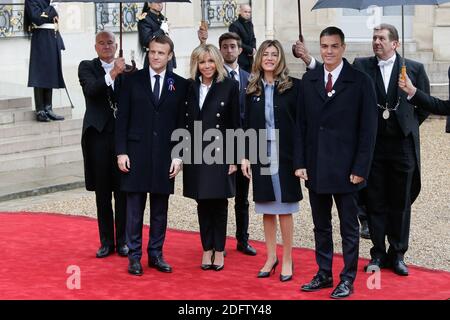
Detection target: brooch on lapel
<box><xmin>327</xmin><ymin>90</ymin><xmax>336</xmax><ymax>98</ymax></box>
<box><xmin>167</xmin><ymin>78</ymin><xmax>176</xmax><ymax>92</ymax></box>
<box><xmin>252</xmin><ymin>96</ymin><xmax>261</xmax><ymax>102</ymax></box>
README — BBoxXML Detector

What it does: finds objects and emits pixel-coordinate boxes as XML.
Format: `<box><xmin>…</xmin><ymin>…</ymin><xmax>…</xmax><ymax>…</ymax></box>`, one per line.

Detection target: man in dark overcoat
<box><xmin>116</xmin><ymin>35</ymin><xmax>188</xmax><ymax>276</ymax></box>
<box><xmin>78</xmin><ymin>31</ymin><xmax>128</xmax><ymax>258</ymax></box>
<box><xmin>24</xmin><ymin>0</ymin><xmax>65</xmax><ymax>122</ymax></box>
<box><xmin>294</xmin><ymin>27</ymin><xmax>378</xmax><ymax>299</ymax></box>
<box><xmin>228</xmin><ymin>4</ymin><xmax>256</xmax><ymax>73</ymax></box>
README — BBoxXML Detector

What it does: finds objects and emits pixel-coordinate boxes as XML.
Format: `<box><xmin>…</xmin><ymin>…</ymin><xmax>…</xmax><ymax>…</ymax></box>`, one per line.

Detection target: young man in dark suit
<box><xmin>294</xmin><ymin>27</ymin><xmax>378</xmax><ymax>299</ymax></box>
<box><xmin>116</xmin><ymin>35</ymin><xmax>188</xmax><ymax>276</ymax></box>
<box><xmin>295</xmin><ymin>24</ymin><xmax>431</xmax><ymax>277</ymax></box>
<box><xmin>399</xmin><ymin>66</ymin><xmax>450</xmax><ymax>116</ymax></box>
<box><xmin>228</xmin><ymin>4</ymin><xmax>256</xmax><ymax>73</ymax></box>
<box><xmin>78</xmin><ymin>31</ymin><xmax>128</xmax><ymax>259</ymax></box>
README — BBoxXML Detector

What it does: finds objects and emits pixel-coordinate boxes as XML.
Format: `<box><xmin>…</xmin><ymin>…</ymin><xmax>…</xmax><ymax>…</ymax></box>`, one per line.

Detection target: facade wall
<box><xmin>0</xmin><ymin>1</ymin><xmax>449</xmax><ymax>118</ymax></box>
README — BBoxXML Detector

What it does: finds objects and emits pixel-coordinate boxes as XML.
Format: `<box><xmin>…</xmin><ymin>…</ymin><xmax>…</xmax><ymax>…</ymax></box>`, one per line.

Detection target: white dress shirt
<box><xmin>199</xmin><ymin>76</ymin><xmax>212</xmax><ymax>110</ymax></box>
<box><xmin>377</xmin><ymin>54</ymin><xmax>397</xmax><ymax>94</ymax></box>
<box><xmin>149</xmin><ymin>67</ymin><xmax>166</xmax><ymax>99</ymax></box>
<box><xmin>324</xmin><ymin>60</ymin><xmax>344</xmax><ymax>88</ymax></box>
<box><xmin>101</xmin><ymin>60</ymin><xmax>115</xmax><ymax>90</ymax></box>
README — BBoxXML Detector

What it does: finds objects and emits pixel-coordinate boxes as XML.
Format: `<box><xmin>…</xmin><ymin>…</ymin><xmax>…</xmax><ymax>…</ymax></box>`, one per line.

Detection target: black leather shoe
<box><xmin>301</xmin><ymin>273</ymin><xmax>333</xmax><ymax>292</ymax></box>
<box><xmin>201</xmin><ymin>263</ymin><xmax>213</xmax><ymax>270</ymax></box>
<box><xmin>257</xmin><ymin>258</ymin><xmax>279</xmax><ymax>278</ymax></box>
<box><xmin>364</xmin><ymin>257</ymin><xmax>385</xmax><ymax>272</ymax></box>
<box><xmin>44</xmin><ymin>106</ymin><xmax>64</xmax><ymax>121</ymax></box>
<box><xmin>117</xmin><ymin>244</ymin><xmax>129</xmax><ymax>257</ymax></box>
<box><xmin>393</xmin><ymin>259</ymin><xmax>409</xmax><ymax>276</ymax></box>
<box><xmin>96</xmin><ymin>245</ymin><xmax>114</xmax><ymax>258</ymax></box>
<box><xmin>360</xmin><ymin>220</ymin><xmax>370</xmax><ymax>239</ymax></box>
<box><xmin>149</xmin><ymin>256</ymin><xmax>173</xmax><ymax>273</ymax></box>
<box><xmin>128</xmin><ymin>259</ymin><xmax>143</xmax><ymax>276</ymax></box>
<box><xmin>330</xmin><ymin>280</ymin><xmax>354</xmax><ymax>299</ymax></box>
<box><xmin>36</xmin><ymin>110</ymin><xmax>51</xmax><ymax>122</ymax></box>
<box><xmin>237</xmin><ymin>242</ymin><xmax>257</xmax><ymax>256</ymax></box>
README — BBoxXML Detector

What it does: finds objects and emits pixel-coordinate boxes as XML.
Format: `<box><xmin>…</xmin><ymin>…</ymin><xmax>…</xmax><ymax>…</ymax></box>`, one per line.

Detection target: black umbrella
<box><xmin>312</xmin><ymin>0</ymin><xmax>450</xmax><ymax>77</ymax></box>
<box><xmin>55</xmin><ymin>0</ymin><xmax>191</xmax><ymax>69</ymax></box>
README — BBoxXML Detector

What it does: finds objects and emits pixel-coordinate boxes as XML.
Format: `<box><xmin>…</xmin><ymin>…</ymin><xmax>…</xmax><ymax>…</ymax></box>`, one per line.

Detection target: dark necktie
<box><xmin>229</xmin><ymin>70</ymin><xmax>240</xmax><ymax>90</ymax></box>
<box><xmin>325</xmin><ymin>72</ymin><xmax>333</xmax><ymax>94</ymax></box>
<box><xmin>153</xmin><ymin>74</ymin><xmax>160</xmax><ymax>105</ymax></box>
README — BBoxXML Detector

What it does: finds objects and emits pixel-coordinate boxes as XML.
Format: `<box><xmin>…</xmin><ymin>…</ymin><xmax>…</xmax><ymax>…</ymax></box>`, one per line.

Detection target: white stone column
<box><xmin>265</xmin><ymin>0</ymin><xmax>274</xmax><ymax>40</ymax></box>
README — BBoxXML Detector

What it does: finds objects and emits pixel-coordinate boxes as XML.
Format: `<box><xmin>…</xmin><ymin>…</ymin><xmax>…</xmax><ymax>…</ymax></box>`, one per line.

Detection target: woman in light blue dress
<box><xmin>242</xmin><ymin>40</ymin><xmax>302</xmax><ymax>282</ymax></box>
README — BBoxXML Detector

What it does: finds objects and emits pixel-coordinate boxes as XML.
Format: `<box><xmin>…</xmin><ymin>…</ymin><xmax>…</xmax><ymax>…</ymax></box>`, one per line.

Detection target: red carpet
<box><xmin>0</xmin><ymin>212</ymin><xmax>449</xmax><ymax>300</ymax></box>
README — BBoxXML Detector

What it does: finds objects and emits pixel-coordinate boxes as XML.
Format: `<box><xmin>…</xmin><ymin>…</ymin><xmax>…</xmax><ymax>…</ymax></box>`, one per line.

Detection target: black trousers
<box><xmin>446</xmin><ymin>116</ymin><xmax>450</xmax><ymax>133</ymax></box>
<box><xmin>309</xmin><ymin>190</ymin><xmax>360</xmax><ymax>283</ymax></box>
<box><xmin>126</xmin><ymin>193</ymin><xmax>170</xmax><ymax>261</ymax></box>
<box><xmin>356</xmin><ymin>188</ymin><xmax>368</xmax><ymax>223</ymax></box>
<box><xmin>197</xmin><ymin>199</ymin><xmax>228</xmax><ymax>251</ymax></box>
<box><xmin>366</xmin><ymin>135</ymin><xmax>415</xmax><ymax>261</ymax></box>
<box><xmin>234</xmin><ymin>169</ymin><xmax>250</xmax><ymax>243</ymax></box>
<box><xmin>85</xmin><ymin>128</ymin><xmax>126</xmax><ymax>248</ymax></box>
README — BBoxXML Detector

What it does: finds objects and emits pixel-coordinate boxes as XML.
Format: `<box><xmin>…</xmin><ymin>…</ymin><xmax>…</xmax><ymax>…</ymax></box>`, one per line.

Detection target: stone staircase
<box><xmin>0</xmin><ymin>96</ymin><xmax>83</xmax><ymax>173</ymax></box>
<box><xmin>285</xmin><ymin>41</ymin><xmax>450</xmax><ymax>99</ymax></box>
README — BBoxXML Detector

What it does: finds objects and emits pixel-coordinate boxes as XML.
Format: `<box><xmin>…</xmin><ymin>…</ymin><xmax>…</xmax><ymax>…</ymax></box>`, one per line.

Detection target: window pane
<box><xmin>383</xmin><ymin>6</ymin><xmax>414</xmax><ymax>16</ymax></box>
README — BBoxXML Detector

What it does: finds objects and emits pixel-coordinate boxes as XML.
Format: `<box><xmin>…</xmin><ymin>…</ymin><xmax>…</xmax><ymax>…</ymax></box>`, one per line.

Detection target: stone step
<box><xmin>0</xmin><ymin>118</ymin><xmax>82</xmax><ymax>139</ymax></box>
<box><xmin>0</xmin><ymin>129</ymin><xmax>81</xmax><ymax>155</ymax></box>
<box><xmin>0</xmin><ymin>96</ymin><xmax>32</xmax><ymax>111</ymax></box>
<box><xmin>0</xmin><ymin>161</ymin><xmax>84</xmax><ymax>202</ymax></box>
<box><xmin>0</xmin><ymin>106</ymin><xmax>73</xmax><ymax>125</ymax></box>
<box><xmin>0</xmin><ymin>144</ymin><xmax>83</xmax><ymax>173</ymax></box>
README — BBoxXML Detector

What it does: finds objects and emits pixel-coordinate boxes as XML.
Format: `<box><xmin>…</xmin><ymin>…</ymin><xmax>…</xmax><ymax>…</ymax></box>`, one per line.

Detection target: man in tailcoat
<box><xmin>116</xmin><ymin>35</ymin><xmax>188</xmax><ymax>276</ymax></box>
<box><xmin>78</xmin><ymin>31</ymin><xmax>128</xmax><ymax>258</ymax></box>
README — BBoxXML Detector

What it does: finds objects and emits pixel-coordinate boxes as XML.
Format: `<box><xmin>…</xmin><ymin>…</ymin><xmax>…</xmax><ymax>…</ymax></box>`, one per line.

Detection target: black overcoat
<box><xmin>25</xmin><ymin>0</ymin><xmax>65</xmax><ymax>89</ymax></box>
<box><xmin>115</xmin><ymin>69</ymin><xmax>188</xmax><ymax>194</ymax></box>
<box><xmin>294</xmin><ymin>59</ymin><xmax>378</xmax><ymax>194</ymax></box>
<box><xmin>182</xmin><ymin>77</ymin><xmax>240</xmax><ymax>200</ymax></box>
<box><xmin>244</xmin><ymin>78</ymin><xmax>303</xmax><ymax>203</ymax></box>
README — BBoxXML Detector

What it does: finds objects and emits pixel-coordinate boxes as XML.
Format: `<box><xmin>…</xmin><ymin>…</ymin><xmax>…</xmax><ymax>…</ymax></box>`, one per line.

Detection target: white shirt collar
<box><xmin>100</xmin><ymin>59</ymin><xmax>114</xmax><ymax>69</ymax></box>
<box><xmin>324</xmin><ymin>60</ymin><xmax>344</xmax><ymax>85</ymax></box>
<box><xmin>149</xmin><ymin>67</ymin><xmax>166</xmax><ymax>80</ymax></box>
<box><xmin>377</xmin><ymin>53</ymin><xmax>397</xmax><ymax>66</ymax></box>
<box><xmin>224</xmin><ymin>64</ymin><xmax>240</xmax><ymax>76</ymax></box>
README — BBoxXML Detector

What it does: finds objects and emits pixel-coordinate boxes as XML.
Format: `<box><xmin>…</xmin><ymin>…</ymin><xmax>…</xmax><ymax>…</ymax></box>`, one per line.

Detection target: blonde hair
<box><xmin>190</xmin><ymin>44</ymin><xmax>227</xmax><ymax>82</ymax></box>
<box><xmin>247</xmin><ymin>40</ymin><xmax>292</xmax><ymax>96</ymax></box>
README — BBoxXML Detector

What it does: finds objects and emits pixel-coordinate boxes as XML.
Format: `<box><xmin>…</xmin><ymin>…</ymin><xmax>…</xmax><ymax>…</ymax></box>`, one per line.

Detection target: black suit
<box><xmin>353</xmin><ymin>54</ymin><xmax>430</xmax><ymax>262</ymax></box>
<box><xmin>294</xmin><ymin>60</ymin><xmax>378</xmax><ymax>282</ymax></box>
<box><xmin>229</xmin><ymin>68</ymin><xmax>251</xmax><ymax>244</ymax></box>
<box><xmin>228</xmin><ymin>16</ymin><xmax>256</xmax><ymax>73</ymax></box>
<box><xmin>137</xmin><ymin>10</ymin><xmax>176</xmax><ymax>71</ymax></box>
<box><xmin>78</xmin><ymin>58</ymin><xmax>126</xmax><ymax>250</ymax></box>
<box><xmin>116</xmin><ymin>68</ymin><xmax>188</xmax><ymax>261</ymax></box>
<box><xmin>410</xmin><ymin>89</ymin><xmax>450</xmax><ymax>116</ymax></box>
<box><xmin>182</xmin><ymin>77</ymin><xmax>240</xmax><ymax>251</ymax></box>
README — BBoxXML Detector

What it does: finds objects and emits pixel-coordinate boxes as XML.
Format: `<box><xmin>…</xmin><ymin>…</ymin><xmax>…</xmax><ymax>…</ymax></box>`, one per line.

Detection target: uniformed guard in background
<box><xmin>138</xmin><ymin>1</ymin><xmax>176</xmax><ymax>71</ymax></box>
<box><xmin>24</xmin><ymin>0</ymin><xmax>65</xmax><ymax>122</ymax></box>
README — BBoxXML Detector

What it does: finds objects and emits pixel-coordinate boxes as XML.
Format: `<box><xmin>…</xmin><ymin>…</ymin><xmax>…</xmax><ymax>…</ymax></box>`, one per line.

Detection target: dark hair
<box><xmin>320</xmin><ymin>26</ymin><xmax>345</xmax><ymax>44</ymax></box>
<box><xmin>149</xmin><ymin>34</ymin><xmax>174</xmax><ymax>53</ymax></box>
<box><xmin>374</xmin><ymin>23</ymin><xmax>399</xmax><ymax>42</ymax></box>
<box><xmin>218</xmin><ymin>32</ymin><xmax>242</xmax><ymax>48</ymax></box>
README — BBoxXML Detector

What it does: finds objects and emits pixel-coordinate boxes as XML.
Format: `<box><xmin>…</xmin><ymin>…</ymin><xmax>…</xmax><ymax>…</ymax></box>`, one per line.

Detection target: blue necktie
<box><xmin>153</xmin><ymin>74</ymin><xmax>160</xmax><ymax>105</ymax></box>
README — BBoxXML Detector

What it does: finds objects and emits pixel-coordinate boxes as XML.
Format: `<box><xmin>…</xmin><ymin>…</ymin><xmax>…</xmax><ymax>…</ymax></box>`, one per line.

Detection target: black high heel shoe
<box><xmin>201</xmin><ymin>251</ymin><xmax>215</xmax><ymax>270</ymax></box>
<box><xmin>211</xmin><ymin>251</ymin><xmax>224</xmax><ymax>271</ymax></box>
<box><xmin>257</xmin><ymin>258</ymin><xmax>279</xmax><ymax>278</ymax></box>
<box><xmin>280</xmin><ymin>262</ymin><xmax>294</xmax><ymax>282</ymax></box>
